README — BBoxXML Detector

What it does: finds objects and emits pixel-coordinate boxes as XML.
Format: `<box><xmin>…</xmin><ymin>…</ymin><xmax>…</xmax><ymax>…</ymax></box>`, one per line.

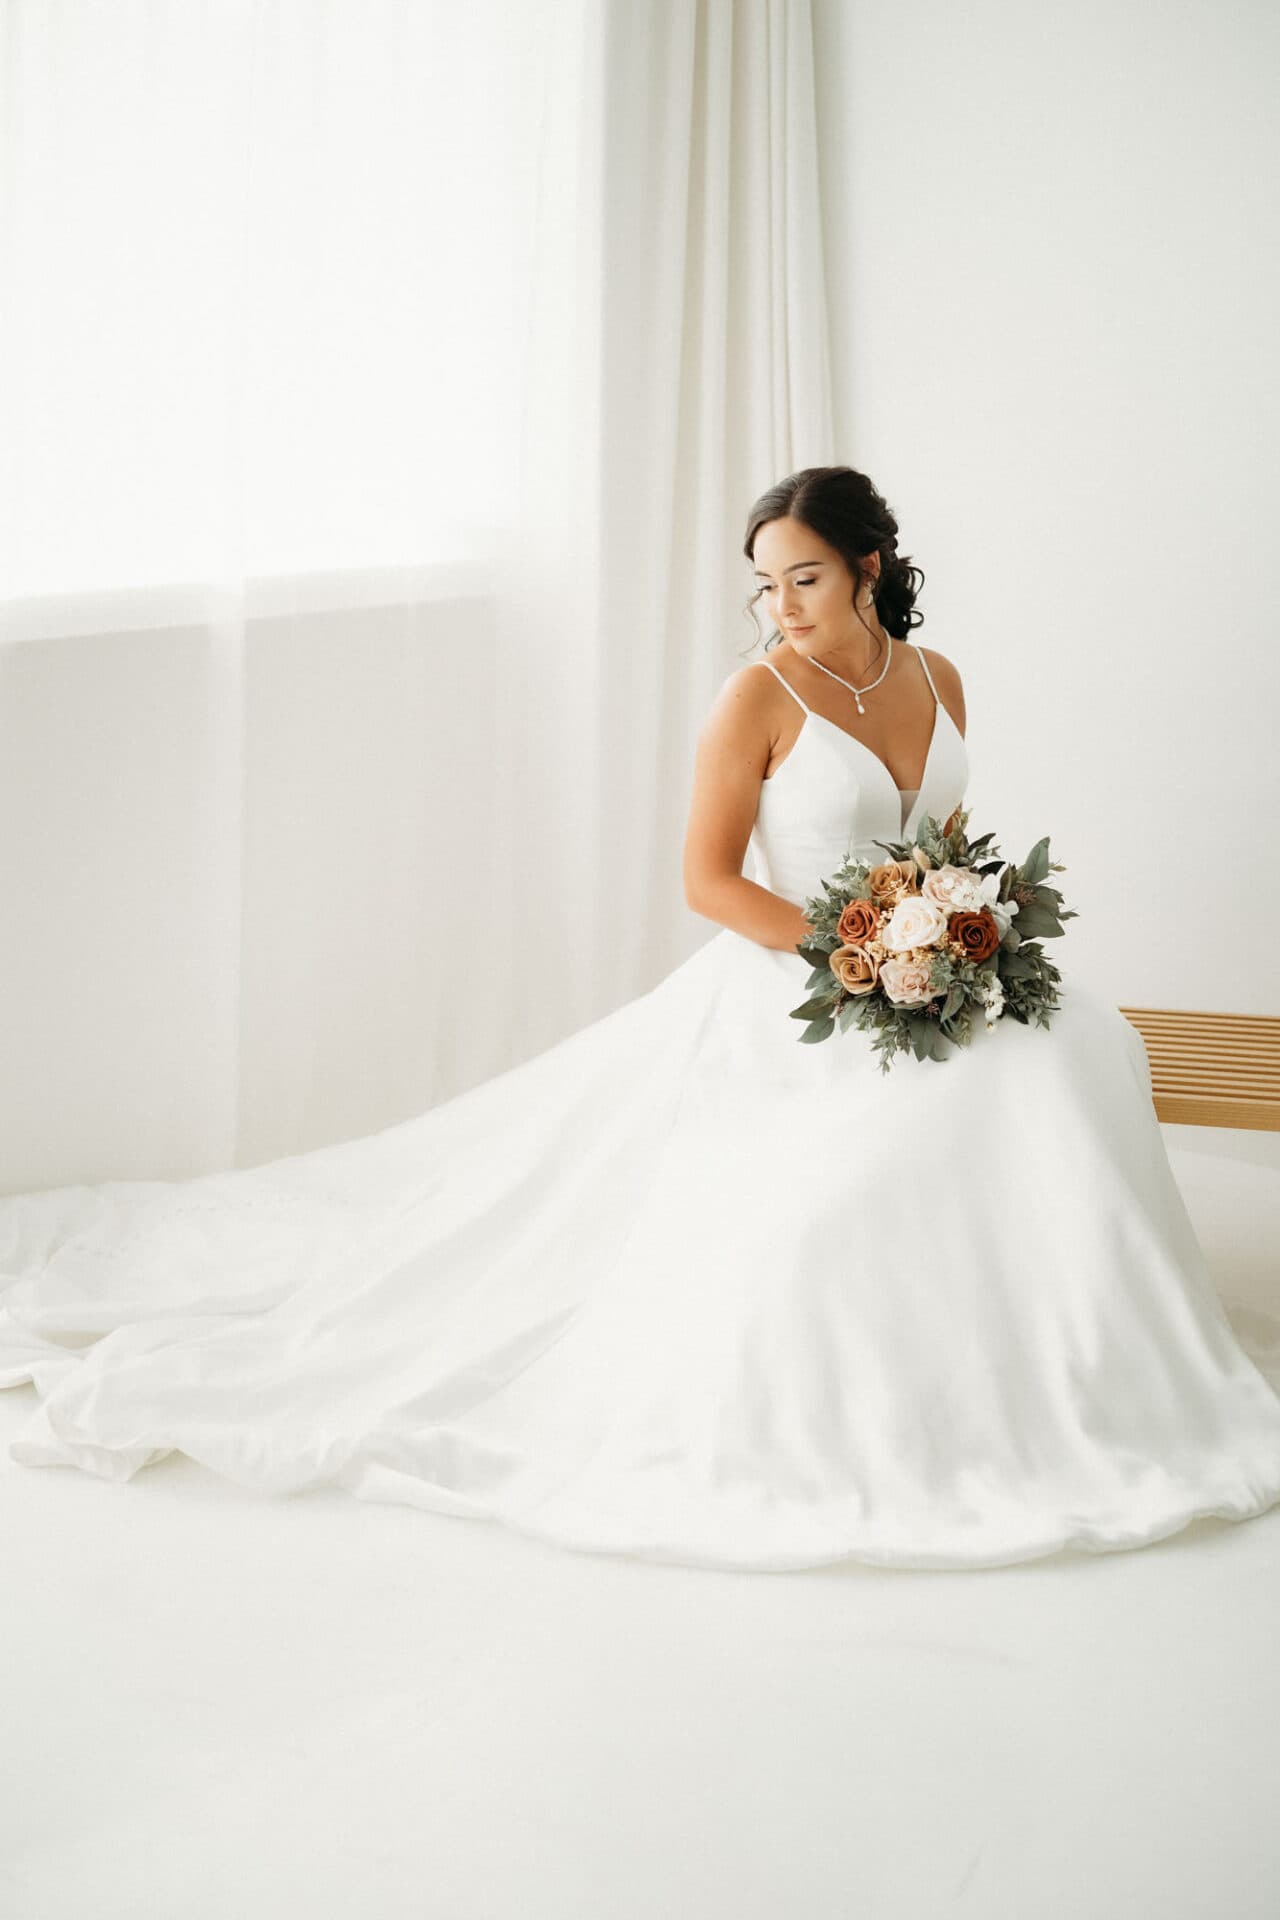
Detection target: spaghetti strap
<box><xmin>755</xmin><ymin>658</ymin><xmax>811</xmax><ymax>715</ymax></box>
<box><xmin>912</xmin><ymin>643</ymin><xmax>940</xmax><ymax>705</ymax></box>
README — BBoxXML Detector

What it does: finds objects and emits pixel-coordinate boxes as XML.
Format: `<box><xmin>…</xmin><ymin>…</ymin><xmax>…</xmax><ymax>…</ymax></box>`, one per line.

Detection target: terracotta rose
<box><xmin>835</xmin><ymin>898</ymin><xmax>881</xmax><ymax>947</ymax></box>
<box><xmin>947</xmin><ymin>908</ymin><xmax>1001</xmax><ymax>963</ymax></box>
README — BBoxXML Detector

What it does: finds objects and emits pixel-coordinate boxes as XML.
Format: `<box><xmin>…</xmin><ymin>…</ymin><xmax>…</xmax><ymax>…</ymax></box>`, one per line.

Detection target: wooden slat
<box><xmin>1129</xmin><ymin>1009</ymin><xmax>1278</xmax><ymax>1024</ymax></box>
<box><xmin>1139</xmin><ymin>1044</ymin><xmax>1278</xmax><ymax>1062</ymax></box>
<box><xmin>1118</xmin><ymin>1005</ymin><xmax>1280</xmax><ymax>1132</ymax></box>
<box><xmin>1134</xmin><ymin>1014</ymin><xmax>1280</xmax><ymax>1027</ymax></box>
<box><xmin>1123</xmin><ymin>1004</ymin><xmax>1280</xmax><ymax>1018</ymax></box>
<box><xmin>1147</xmin><ymin>1065</ymin><xmax>1280</xmax><ymax>1082</ymax></box>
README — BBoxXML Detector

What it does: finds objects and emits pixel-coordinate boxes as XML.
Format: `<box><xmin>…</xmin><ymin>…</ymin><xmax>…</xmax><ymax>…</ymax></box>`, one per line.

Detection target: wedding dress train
<box><xmin>3</xmin><ymin>645</ymin><xmax>1279</xmax><ymax>1572</ymax></box>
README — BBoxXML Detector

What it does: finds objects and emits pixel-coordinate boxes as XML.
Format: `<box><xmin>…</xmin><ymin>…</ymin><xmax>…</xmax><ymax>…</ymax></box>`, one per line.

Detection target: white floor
<box><xmin>3</xmin><ymin>1139</ymin><xmax>1279</xmax><ymax>1920</ymax></box>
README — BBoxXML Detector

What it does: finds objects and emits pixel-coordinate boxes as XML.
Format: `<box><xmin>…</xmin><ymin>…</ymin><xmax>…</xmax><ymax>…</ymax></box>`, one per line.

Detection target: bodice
<box><xmin>743</xmin><ymin>648</ymin><xmax>970</xmax><ymax>908</ymax></box>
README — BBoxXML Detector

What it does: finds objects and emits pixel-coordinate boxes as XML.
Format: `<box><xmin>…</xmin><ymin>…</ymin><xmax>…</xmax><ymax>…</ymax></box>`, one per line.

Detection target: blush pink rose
<box><xmin>878</xmin><ymin>955</ymin><xmax>938</xmax><ymax>1007</ymax></box>
<box><xmin>920</xmin><ymin>864</ymin><xmax>978</xmax><ymax>911</ymax></box>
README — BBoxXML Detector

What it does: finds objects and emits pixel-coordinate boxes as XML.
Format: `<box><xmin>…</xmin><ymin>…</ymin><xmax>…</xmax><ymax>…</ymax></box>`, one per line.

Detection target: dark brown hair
<box><xmin>739</xmin><ymin>465</ymin><xmax>925</xmax><ymax>655</ymax></box>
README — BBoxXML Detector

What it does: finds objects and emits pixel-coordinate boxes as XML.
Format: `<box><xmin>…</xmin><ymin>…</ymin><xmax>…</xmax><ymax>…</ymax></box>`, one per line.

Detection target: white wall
<box><xmin>235</xmin><ymin>600</ymin><xmax>505</xmax><ymax>1168</ymax></box>
<box><xmin>0</xmin><ymin>597</ymin><xmax>508</xmax><ymax>1191</ymax></box>
<box><xmin>812</xmin><ymin>0</ymin><xmax>1280</xmax><ymax>1016</ymax></box>
<box><xmin>0</xmin><ymin>626</ymin><xmax>240</xmax><ymax>1186</ymax></box>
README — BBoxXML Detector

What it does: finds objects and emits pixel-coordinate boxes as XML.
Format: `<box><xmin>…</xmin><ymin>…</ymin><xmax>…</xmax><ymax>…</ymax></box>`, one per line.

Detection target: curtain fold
<box><xmin>0</xmin><ymin>0</ymin><xmax>834</xmax><ymax>1191</ymax></box>
<box><xmin>591</xmin><ymin>0</ymin><xmax>835</xmax><ymax>1005</ymax></box>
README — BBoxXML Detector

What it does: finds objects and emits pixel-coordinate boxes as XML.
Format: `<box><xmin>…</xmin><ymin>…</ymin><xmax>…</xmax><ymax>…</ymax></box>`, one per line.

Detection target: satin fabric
<box><xmin>3</xmin><ymin>645</ymin><xmax>1279</xmax><ymax>1572</ymax></box>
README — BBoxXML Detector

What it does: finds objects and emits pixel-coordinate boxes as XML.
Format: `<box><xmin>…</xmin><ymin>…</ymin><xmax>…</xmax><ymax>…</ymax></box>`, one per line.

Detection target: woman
<box><xmin>3</xmin><ymin>466</ymin><xmax>1279</xmax><ymax>1573</ymax></box>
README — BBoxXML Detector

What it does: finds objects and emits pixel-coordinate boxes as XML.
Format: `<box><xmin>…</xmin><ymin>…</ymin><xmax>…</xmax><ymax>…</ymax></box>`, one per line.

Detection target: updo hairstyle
<box><xmin>739</xmin><ymin>465</ymin><xmax>925</xmax><ymax>655</ymax></box>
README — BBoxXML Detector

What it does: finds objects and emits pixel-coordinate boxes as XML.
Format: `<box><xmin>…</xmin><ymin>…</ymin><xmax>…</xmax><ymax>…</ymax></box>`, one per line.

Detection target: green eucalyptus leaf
<box><xmin>1021</xmin><ymin>837</ymin><xmax>1050</xmax><ymax>885</ymax></box>
<box><xmin>789</xmin><ymin>994</ymin><xmax>839</xmax><ymax>1021</ymax></box>
<box><xmin>1012</xmin><ymin>903</ymin><xmax>1063</xmax><ymax>940</ymax></box>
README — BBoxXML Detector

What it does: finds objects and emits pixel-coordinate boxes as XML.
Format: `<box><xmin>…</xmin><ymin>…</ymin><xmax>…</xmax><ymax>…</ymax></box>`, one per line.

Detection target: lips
<box><xmin>787</xmin><ymin>625</ymin><xmax>814</xmax><ymax>634</ymax></box>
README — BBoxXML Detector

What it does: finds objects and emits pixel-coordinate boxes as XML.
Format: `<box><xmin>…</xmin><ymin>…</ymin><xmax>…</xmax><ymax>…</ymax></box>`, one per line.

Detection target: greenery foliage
<box><xmin>789</xmin><ymin>807</ymin><xmax>1077</xmax><ymax>1072</ymax></box>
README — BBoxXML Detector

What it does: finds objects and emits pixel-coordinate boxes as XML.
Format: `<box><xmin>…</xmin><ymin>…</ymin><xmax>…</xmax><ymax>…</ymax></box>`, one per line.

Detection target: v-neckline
<box><xmin>805</xmin><ymin>701</ymin><xmax>944</xmax><ymax>800</ymax></box>
<box><xmin>765</xmin><ymin>695</ymin><xmax>950</xmax><ymax>795</ymax></box>
<box><xmin>760</xmin><ymin>700</ymin><xmax>960</xmax><ymax>839</ymax></box>
<box><xmin>758</xmin><ymin>647</ymin><xmax>947</xmax><ymax>795</ymax></box>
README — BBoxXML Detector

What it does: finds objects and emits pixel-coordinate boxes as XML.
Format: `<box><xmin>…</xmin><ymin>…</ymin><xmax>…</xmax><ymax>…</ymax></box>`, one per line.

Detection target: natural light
<box><xmin>1</xmin><ymin>0</ymin><xmax>535</xmax><ymax>599</ymax></box>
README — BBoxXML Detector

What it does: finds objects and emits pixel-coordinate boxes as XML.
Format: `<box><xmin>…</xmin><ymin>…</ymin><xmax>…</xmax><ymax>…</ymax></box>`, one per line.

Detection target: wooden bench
<box><xmin>1119</xmin><ymin>1007</ymin><xmax>1280</xmax><ymax>1132</ymax></box>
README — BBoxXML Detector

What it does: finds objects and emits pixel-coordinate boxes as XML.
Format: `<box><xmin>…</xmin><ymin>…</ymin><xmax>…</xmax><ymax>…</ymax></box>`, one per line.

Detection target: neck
<box><xmin>796</xmin><ymin>618</ymin><xmax>891</xmax><ymax>682</ymax></box>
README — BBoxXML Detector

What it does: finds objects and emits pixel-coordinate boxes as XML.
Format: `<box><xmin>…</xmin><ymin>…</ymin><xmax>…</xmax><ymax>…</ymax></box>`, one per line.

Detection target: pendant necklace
<box><xmin>808</xmin><ymin>632</ymin><xmax>893</xmax><ymax>715</ymax></box>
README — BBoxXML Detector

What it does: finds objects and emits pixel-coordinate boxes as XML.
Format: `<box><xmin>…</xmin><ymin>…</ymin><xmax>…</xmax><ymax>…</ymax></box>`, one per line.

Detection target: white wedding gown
<box><xmin>3</xmin><ymin>646</ymin><xmax>1280</xmax><ymax>1573</ymax></box>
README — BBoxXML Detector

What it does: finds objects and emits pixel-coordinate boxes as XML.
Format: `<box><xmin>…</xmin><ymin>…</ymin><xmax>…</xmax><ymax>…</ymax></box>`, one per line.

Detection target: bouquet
<box><xmin>789</xmin><ymin>806</ymin><xmax>1077</xmax><ymax>1071</ymax></box>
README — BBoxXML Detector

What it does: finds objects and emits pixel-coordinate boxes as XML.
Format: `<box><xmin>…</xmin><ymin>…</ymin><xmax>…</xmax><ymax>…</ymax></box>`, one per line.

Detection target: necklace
<box><xmin>808</xmin><ymin>632</ymin><xmax>894</xmax><ymax>715</ymax></box>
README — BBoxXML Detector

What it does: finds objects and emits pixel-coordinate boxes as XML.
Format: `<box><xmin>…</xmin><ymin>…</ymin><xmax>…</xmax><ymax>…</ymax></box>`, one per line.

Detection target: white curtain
<box><xmin>0</xmin><ymin>0</ymin><xmax>833</xmax><ymax>1193</ymax></box>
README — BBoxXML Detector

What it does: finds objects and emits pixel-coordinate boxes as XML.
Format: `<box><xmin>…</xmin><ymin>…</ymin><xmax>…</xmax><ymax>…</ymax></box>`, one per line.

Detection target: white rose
<box><xmin>880</xmin><ymin>894</ymin><xmax>950</xmax><ymax>952</ymax></box>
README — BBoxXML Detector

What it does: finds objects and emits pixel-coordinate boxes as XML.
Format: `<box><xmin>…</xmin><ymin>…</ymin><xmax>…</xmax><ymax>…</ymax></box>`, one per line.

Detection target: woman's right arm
<box><xmin>681</xmin><ymin>667</ymin><xmax>815</xmax><ymax>954</ymax></box>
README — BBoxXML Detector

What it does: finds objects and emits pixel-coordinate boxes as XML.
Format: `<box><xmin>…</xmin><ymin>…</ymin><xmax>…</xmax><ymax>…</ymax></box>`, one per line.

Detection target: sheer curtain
<box><xmin>0</xmin><ymin>0</ymin><xmax>833</xmax><ymax>1192</ymax></box>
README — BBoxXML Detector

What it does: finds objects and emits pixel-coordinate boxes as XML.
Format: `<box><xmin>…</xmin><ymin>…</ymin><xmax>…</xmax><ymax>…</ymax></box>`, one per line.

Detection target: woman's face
<box><xmin>750</xmin><ymin>517</ymin><xmax>867</xmax><ymax>644</ymax></box>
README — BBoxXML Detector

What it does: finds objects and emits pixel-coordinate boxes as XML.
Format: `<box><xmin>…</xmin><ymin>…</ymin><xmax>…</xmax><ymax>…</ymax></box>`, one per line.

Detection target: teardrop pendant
<box><xmin>808</xmin><ymin>636</ymin><xmax>894</xmax><ymax>713</ymax></box>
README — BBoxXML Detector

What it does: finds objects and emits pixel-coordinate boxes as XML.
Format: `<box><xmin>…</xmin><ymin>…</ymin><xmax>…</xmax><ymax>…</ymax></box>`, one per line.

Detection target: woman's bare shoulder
<box><xmin>700</xmin><ymin>658</ymin><xmax>788</xmax><ymax>735</ymax></box>
<box><xmin>916</xmin><ymin>644</ymin><xmax>966</xmax><ymax>736</ymax></box>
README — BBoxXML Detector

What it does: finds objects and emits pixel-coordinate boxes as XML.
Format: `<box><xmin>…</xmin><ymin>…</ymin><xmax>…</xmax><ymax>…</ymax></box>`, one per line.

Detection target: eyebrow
<box><xmin>752</xmin><ymin>560</ymin><xmax>826</xmax><ymax>579</ymax></box>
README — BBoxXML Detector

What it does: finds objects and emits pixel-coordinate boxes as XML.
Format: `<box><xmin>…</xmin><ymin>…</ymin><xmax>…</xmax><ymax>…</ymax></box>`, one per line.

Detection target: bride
<box><xmin>3</xmin><ymin>464</ymin><xmax>1279</xmax><ymax>1574</ymax></box>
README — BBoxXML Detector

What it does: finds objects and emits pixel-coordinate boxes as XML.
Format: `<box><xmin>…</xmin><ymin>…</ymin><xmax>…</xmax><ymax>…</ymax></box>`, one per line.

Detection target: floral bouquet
<box><xmin>789</xmin><ymin>806</ymin><xmax>1077</xmax><ymax>1071</ymax></box>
